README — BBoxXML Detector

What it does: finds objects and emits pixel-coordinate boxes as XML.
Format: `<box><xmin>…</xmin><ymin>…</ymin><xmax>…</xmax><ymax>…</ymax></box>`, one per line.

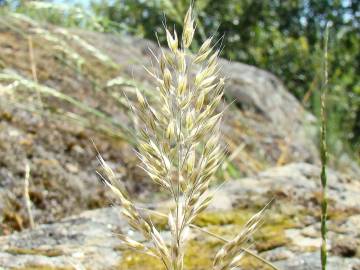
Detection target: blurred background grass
<box><xmin>2</xmin><ymin>0</ymin><xmax>359</xmax><ymax>162</ymax></box>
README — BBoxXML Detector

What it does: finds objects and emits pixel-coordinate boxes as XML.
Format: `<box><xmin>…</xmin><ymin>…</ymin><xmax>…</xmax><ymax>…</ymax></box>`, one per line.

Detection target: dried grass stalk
<box><xmin>24</xmin><ymin>162</ymin><xmax>35</xmax><ymax>229</ymax></box>
<box><xmin>99</xmin><ymin>5</ymin><xmax>268</xmax><ymax>270</ymax></box>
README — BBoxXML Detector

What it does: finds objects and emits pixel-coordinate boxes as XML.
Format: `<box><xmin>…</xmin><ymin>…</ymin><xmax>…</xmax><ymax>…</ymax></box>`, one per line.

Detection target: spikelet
<box><xmin>213</xmin><ymin>206</ymin><xmax>268</xmax><ymax>270</ymax></box>
<box><xmin>182</xmin><ymin>6</ymin><xmax>195</xmax><ymax>48</ymax></box>
<box><xmin>166</xmin><ymin>29</ymin><xmax>178</xmax><ymax>53</ymax></box>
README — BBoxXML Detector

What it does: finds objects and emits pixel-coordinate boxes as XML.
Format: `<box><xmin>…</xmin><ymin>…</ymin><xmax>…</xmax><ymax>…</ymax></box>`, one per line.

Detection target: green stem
<box><xmin>320</xmin><ymin>23</ymin><xmax>329</xmax><ymax>270</ymax></box>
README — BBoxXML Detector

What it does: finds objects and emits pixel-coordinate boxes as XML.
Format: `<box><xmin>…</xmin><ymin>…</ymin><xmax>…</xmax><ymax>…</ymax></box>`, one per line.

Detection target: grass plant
<box><xmin>98</xmin><ymin>6</ymin><xmax>272</xmax><ymax>270</ymax></box>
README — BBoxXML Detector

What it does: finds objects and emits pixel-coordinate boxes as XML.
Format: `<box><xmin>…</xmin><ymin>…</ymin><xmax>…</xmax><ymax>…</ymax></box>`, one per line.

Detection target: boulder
<box><xmin>0</xmin><ymin>207</ymin><xmax>127</xmax><ymax>269</ymax></box>
<box><xmin>0</xmin><ymin>163</ymin><xmax>359</xmax><ymax>269</ymax></box>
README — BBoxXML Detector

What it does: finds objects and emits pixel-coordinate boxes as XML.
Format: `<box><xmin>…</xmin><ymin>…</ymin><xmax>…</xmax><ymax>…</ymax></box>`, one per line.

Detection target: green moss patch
<box><xmin>5</xmin><ymin>247</ymin><xmax>64</xmax><ymax>257</ymax></box>
<box><xmin>118</xmin><ymin>207</ymin><xmax>299</xmax><ymax>268</ymax></box>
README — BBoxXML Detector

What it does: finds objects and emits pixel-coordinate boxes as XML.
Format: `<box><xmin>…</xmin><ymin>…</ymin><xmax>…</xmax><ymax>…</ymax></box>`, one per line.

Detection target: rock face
<box><xmin>220</xmin><ymin>59</ymin><xmax>311</xmax><ymax>124</ymax></box>
<box><xmin>0</xmin><ymin>163</ymin><xmax>359</xmax><ymax>269</ymax></box>
<box><xmin>0</xmin><ymin>13</ymin><xmax>322</xmax><ymax>233</ymax></box>
<box><xmin>79</xmin><ymin>31</ymin><xmax>319</xmax><ymax>166</ymax></box>
<box><xmin>0</xmin><ymin>208</ymin><xmax>127</xmax><ymax>269</ymax></box>
<box><xmin>212</xmin><ymin>163</ymin><xmax>360</xmax><ymax>210</ymax></box>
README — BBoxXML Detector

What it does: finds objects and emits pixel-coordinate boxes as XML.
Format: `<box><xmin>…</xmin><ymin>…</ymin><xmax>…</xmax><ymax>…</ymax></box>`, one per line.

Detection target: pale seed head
<box><xmin>182</xmin><ymin>6</ymin><xmax>195</xmax><ymax>48</ymax></box>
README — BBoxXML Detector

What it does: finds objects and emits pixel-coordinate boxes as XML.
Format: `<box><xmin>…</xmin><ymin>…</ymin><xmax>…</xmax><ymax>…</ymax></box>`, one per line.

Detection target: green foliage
<box><xmin>6</xmin><ymin>0</ymin><xmax>127</xmax><ymax>32</ymax></box>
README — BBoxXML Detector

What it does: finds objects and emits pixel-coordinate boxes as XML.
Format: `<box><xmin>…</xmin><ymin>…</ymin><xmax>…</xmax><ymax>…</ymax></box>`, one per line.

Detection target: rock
<box><xmin>0</xmin><ymin>207</ymin><xmax>128</xmax><ymax>269</ymax></box>
<box><xmin>83</xmin><ymin>31</ymin><xmax>316</xmax><ymax>131</ymax></box>
<box><xmin>332</xmin><ymin>237</ymin><xmax>358</xmax><ymax>257</ymax></box>
<box><xmin>81</xmin><ymin>31</ymin><xmax>319</xmax><ymax>165</ymax></box>
<box><xmin>285</xmin><ymin>227</ymin><xmax>321</xmax><ymax>251</ymax></box>
<box><xmin>212</xmin><ymin>163</ymin><xmax>360</xmax><ymax>210</ymax></box>
<box><xmin>0</xmin><ymin>163</ymin><xmax>358</xmax><ymax>269</ymax></box>
<box><xmin>210</xmin><ymin>163</ymin><xmax>360</xmax><ymax>257</ymax></box>
<box><xmin>261</xmin><ymin>247</ymin><xmax>295</xmax><ymax>261</ymax></box>
<box><xmin>275</xmin><ymin>252</ymin><xmax>360</xmax><ymax>270</ymax></box>
<box><xmin>220</xmin><ymin>59</ymin><xmax>316</xmax><ymax>126</ymax></box>
<box><xmin>337</xmin><ymin>215</ymin><xmax>360</xmax><ymax>236</ymax></box>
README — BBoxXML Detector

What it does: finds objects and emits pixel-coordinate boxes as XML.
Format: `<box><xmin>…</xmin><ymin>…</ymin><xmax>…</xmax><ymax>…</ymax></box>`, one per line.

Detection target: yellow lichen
<box><xmin>194</xmin><ymin>210</ymin><xmax>254</xmax><ymax>227</ymax></box>
<box><xmin>118</xmin><ymin>240</ymin><xmax>217</xmax><ymax>270</ymax></box>
<box><xmin>12</xmin><ymin>266</ymin><xmax>74</xmax><ymax>270</ymax></box>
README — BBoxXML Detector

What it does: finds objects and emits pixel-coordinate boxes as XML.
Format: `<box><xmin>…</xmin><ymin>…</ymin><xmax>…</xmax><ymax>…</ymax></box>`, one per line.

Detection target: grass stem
<box><xmin>320</xmin><ymin>23</ymin><xmax>330</xmax><ymax>270</ymax></box>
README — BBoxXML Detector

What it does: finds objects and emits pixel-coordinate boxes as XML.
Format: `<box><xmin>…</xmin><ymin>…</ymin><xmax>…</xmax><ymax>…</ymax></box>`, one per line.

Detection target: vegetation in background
<box><xmin>7</xmin><ymin>0</ymin><xmax>126</xmax><ymax>32</ymax></box>
<box><xmin>4</xmin><ymin>1</ymin><xmax>359</xmax><ymax>159</ymax></box>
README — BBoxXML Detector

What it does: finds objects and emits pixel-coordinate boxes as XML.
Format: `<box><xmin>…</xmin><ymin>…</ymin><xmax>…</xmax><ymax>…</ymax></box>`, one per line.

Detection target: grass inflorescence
<box><xmin>98</xmin><ymin>5</ymin><xmax>272</xmax><ymax>270</ymax></box>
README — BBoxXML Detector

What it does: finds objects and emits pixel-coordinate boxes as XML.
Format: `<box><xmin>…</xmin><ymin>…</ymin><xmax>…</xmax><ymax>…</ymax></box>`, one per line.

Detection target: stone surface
<box><xmin>0</xmin><ymin>208</ymin><xmax>127</xmax><ymax>269</ymax></box>
<box><xmin>0</xmin><ymin>163</ymin><xmax>359</xmax><ymax>269</ymax></box>
<box><xmin>80</xmin><ymin>30</ymin><xmax>319</xmax><ymax>166</ymax></box>
<box><xmin>275</xmin><ymin>252</ymin><xmax>360</xmax><ymax>270</ymax></box>
<box><xmin>212</xmin><ymin>163</ymin><xmax>360</xmax><ymax>210</ymax></box>
<box><xmin>332</xmin><ymin>237</ymin><xmax>358</xmax><ymax>257</ymax></box>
